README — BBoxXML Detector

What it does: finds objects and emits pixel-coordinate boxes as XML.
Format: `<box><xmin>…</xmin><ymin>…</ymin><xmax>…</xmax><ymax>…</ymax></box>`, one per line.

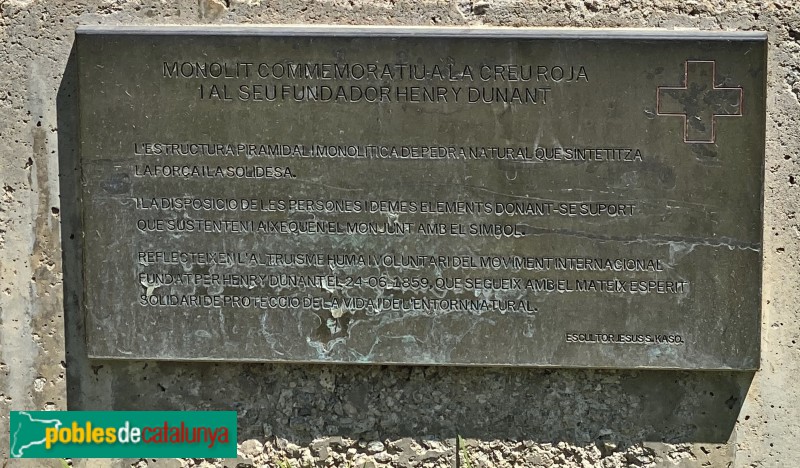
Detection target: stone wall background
<box><xmin>0</xmin><ymin>1</ymin><xmax>798</xmax><ymax>466</ymax></box>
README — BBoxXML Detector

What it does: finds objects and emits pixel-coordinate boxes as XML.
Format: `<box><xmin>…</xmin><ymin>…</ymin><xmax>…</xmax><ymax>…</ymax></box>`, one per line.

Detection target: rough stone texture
<box><xmin>0</xmin><ymin>0</ymin><xmax>798</xmax><ymax>467</ymax></box>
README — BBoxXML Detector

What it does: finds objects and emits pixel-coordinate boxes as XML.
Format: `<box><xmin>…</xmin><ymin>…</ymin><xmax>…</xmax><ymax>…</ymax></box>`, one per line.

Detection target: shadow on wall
<box><xmin>56</xmin><ymin>43</ymin><xmax>754</xmax><ymax>447</ymax></box>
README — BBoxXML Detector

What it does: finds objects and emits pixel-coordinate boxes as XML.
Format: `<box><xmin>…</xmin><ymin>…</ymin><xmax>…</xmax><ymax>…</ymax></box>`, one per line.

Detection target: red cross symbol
<box><xmin>657</xmin><ymin>60</ymin><xmax>743</xmax><ymax>144</ymax></box>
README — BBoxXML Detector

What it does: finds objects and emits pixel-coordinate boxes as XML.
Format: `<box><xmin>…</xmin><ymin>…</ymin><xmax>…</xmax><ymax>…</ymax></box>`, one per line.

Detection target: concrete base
<box><xmin>1</xmin><ymin>1</ymin><xmax>798</xmax><ymax>466</ymax></box>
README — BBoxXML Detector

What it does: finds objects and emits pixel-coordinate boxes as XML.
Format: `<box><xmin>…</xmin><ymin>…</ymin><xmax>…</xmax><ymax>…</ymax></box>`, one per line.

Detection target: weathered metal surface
<box><xmin>77</xmin><ymin>27</ymin><xmax>766</xmax><ymax>369</ymax></box>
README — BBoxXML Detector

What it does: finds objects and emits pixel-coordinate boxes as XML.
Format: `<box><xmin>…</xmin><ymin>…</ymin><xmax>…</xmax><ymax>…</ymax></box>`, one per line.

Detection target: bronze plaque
<box><xmin>76</xmin><ymin>27</ymin><xmax>766</xmax><ymax>369</ymax></box>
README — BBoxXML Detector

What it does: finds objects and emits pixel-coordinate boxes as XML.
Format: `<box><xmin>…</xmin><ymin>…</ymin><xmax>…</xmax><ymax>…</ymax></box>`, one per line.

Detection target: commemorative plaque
<box><xmin>76</xmin><ymin>26</ymin><xmax>766</xmax><ymax>369</ymax></box>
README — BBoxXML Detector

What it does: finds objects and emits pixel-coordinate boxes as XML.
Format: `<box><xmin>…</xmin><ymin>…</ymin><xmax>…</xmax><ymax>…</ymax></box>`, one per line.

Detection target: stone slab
<box><xmin>76</xmin><ymin>26</ymin><xmax>766</xmax><ymax>369</ymax></box>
